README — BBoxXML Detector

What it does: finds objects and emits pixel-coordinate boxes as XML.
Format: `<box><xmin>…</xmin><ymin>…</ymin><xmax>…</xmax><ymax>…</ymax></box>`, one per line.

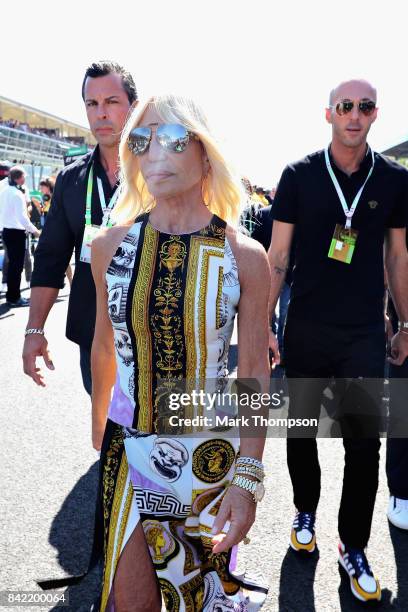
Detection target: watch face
<box><xmin>254</xmin><ymin>482</ymin><xmax>265</xmax><ymax>502</ymax></box>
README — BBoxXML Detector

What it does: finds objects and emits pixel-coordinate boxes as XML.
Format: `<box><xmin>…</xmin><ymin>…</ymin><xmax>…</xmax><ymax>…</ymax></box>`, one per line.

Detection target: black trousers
<box><xmin>284</xmin><ymin>316</ymin><xmax>385</xmax><ymax>549</ymax></box>
<box><xmin>79</xmin><ymin>345</ymin><xmax>92</xmax><ymax>396</ymax></box>
<box><xmin>387</xmin><ymin>357</ymin><xmax>408</xmax><ymax>499</ymax></box>
<box><xmin>2</xmin><ymin>228</ymin><xmax>26</xmax><ymax>302</ymax></box>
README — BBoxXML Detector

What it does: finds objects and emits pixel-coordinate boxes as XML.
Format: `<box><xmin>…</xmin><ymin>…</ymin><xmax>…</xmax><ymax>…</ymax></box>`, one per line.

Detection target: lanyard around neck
<box><xmin>324</xmin><ymin>146</ymin><xmax>375</xmax><ymax>229</ymax></box>
<box><xmin>85</xmin><ymin>163</ymin><xmax>119</xmax><ymax>227</ymax></box>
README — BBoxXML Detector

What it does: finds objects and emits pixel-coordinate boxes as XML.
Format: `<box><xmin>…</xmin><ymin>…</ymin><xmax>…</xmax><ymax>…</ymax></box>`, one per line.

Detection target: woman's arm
<box><xmin>236</xmin><ymin>232</ymin><xmax>271</xmax><ymax>459</ymax></box>
<box><xmin>212</xmin><ymin>231</ymin><xmax>271</xmax><ymax>553</ymax></box>
<box><xmin>90</xmin><ymin>228</ymin><xmax>125</xmax><ymax>450</ymax></box>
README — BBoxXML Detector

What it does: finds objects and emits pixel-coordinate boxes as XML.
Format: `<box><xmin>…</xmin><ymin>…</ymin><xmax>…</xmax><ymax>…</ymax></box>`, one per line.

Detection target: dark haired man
<box><xmin>0</xmin><ymin>166</ymin><xmax>40</xmax><ymax>306</ymax></box>
<box><xmin>268</xmin><ymin>79</ymin><xmax>408</xmax><ymax>602</ymax></box>
<box><xmin>81</xmin><ymin>60</ymin><xmax>137</xmax><ymax>109</ymax></box>
<box><xmin>23</xmin><ymin>61</ymin><xmax>138</xmax><ymax>394</ymax></box>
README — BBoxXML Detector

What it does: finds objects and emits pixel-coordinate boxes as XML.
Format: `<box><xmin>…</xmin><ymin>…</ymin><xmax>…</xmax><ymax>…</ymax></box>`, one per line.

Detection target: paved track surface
<box><xmin>1</xmin><ymin>287</ymin><xmax>407</xmax><ymax>611</ymax></box>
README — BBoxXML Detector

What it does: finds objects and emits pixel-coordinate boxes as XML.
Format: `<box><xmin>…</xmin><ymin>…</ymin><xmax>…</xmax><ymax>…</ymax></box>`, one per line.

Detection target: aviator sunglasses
<box><xmin>127</xmin><ymin>123</ymin><xmax>198</xmax><ymax>155</ymax></box>
<box><xmin>330</xmin><ymin>99</ymin><xmax>376</xmax><ymax>117</ymax></box>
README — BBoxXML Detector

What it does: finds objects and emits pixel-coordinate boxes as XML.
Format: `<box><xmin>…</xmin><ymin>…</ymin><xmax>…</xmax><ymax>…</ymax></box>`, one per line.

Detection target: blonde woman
<box><xmin>91</xmin><ymin>95</ymin><xmax>271</xmax><ymax>611</ymax></box>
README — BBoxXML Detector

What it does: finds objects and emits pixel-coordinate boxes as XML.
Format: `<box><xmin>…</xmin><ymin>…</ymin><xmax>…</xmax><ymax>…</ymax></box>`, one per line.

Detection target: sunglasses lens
<box><xmin>336</xmin><ymin>101</ymin><xmax>354</xmax><ymax>116</ymax></box>
<box><xmin>128</xmin><ymin>127</ymin><xmax>151</xmax><ymax>155</ymax></box>
<box><xmin>157</xmin><ymin>123</ymin><xmax>190</xmax><ymax>152</ymax></box>
<box><xmin>359</xmin><ymin>101</ymin><xmax>376</xmax><ymax>116</ymax></box>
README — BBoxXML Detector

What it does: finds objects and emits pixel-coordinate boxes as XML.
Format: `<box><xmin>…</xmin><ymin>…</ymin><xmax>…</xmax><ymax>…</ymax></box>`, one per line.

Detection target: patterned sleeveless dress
<box><xmin>98</xmin><ymin>213</ymin><xmax>267</xmax><ymax>611</ymax></box>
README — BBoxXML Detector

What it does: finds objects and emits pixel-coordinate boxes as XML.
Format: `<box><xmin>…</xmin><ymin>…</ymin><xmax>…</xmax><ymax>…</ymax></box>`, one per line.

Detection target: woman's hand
<box><xmin>211</xmin><ymin>485</ymin><xmax>256</xmax><ymax>554</ymax></box>
<box><xmin>92</xmin><ymin>419</ymin><xmax>106</xmax><ymax>451</ymax></box>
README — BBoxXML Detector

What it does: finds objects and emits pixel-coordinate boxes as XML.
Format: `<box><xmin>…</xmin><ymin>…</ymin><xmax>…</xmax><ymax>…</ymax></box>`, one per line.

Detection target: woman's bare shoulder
<box><xmin>225</xmin><ymin>224</ymin><xmax>268</xmax><ymax>266</ymax></box>
<box><xmin>225</xmin><ymin>224</ymin><xmax>270</xmax><ymax>291</ymax></box>
<box><xmin>92</xmin><ymin>223</ymin><xmax>132</xmax><ymax>272</ymax></box>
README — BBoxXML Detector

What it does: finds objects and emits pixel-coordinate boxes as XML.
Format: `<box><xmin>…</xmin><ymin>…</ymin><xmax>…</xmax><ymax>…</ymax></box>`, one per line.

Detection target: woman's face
<box><xmin>135</xmin><ymin>106</ymin><xmax>207</xmax><ymax>201</ymax></box>
<box><xmin>40</xmin><ymin>185</ymin><xmax>51</xmax><ymax>196</ymax></box>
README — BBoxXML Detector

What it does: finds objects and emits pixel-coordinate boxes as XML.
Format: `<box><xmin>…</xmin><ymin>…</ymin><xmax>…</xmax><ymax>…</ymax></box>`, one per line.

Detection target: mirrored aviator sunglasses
<box><xmin>334</xmin><ymin>100</ymin><xmax>376</xmax><ymax>117</ymax></box>
<box><xmin>127</xmin><ymin>123</ymin><xmax>196</xmax><ymax>155</ymax></box>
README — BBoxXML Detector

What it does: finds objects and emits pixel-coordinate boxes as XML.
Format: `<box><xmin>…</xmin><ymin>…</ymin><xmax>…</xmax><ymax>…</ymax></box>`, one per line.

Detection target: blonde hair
<box><xmin>111</xmin><ymin>94</ymin><xmax>245</xmax><ymax>227</ymax></box>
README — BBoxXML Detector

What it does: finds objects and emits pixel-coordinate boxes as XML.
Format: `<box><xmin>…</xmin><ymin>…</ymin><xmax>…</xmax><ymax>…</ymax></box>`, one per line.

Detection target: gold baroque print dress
<box><xmin>98</xmin><ymin>213</ymin><xmax>268</xmax><ymax>611</ymax></box>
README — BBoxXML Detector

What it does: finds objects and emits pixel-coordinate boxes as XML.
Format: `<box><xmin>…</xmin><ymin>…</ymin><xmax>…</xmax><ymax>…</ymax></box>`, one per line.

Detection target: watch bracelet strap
<box><xmin>231</xmin><ymin>474</ymin><xmax>256</xmax><ymax>494</ymax></box>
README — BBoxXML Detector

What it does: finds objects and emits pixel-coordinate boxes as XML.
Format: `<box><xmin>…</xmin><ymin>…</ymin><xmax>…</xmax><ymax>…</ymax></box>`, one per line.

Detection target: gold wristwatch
<box><xmin>231</xmin><ymin>474</ymin><xmax>265</xmax><ymax>503</ymax></box>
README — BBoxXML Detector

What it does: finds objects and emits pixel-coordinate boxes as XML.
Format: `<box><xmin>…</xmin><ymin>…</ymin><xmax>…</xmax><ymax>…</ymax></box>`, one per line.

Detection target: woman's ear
<box><xmin>202</xmin><ymin>155</ymin><xmax>210</xmax><ymax>178</ymax></box>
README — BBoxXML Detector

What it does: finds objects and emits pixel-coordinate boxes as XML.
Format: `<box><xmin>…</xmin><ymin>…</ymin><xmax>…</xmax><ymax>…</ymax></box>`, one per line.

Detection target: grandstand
<box><xmin>382</xmin><ymin>136</ymin><xmax>408</xmax><ymax>168</ymax></box>
<box><xmin>0</xmin><ymin>95</ymin><xmax>95</xmax><ymax>188</ymax></box>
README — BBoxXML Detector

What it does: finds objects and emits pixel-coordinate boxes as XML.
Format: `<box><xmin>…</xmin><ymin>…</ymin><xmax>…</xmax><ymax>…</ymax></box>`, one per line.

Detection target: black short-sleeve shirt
<box><xmin>272</xmin><ymin>147</ymin><xmax>408</xmax><ymax>326</ymax></box>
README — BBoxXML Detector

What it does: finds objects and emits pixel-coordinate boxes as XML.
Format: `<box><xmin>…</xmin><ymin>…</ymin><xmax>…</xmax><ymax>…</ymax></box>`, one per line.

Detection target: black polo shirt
<box><xmin>31</xmin><ymin>146</ymin><xmax>118</xmax><ymax>350</ymax></box>
<box><xmin>272</xmin><ymin>146</ymin><xmax>408</xmax><ymax>326</ymax></box>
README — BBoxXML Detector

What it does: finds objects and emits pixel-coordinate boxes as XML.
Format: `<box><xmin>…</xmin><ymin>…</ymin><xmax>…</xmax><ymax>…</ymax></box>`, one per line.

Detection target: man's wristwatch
<box><xmin>398</xmin><ymin>322</ymin><xmax>408</xmax><ymax>330</ymax></box>
<box><xmin>24</xmin><ymin>328</ymin><xmax>45</xmax><ymax>337</ymax></box>
<box><xmin>231</xmin><ymin>474</ymin><xmax>265</xmax><ymax>503</ymax></box>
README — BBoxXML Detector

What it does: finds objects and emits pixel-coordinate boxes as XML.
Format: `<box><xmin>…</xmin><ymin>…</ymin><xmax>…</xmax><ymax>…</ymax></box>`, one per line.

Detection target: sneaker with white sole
<box><xmin>387</xmin><ymin>495</ymin><xmax>408</xmax><ymax>530</ymax></box>
<box><xmin>338</xmin><ymin>541</ymin><xmax>381</xmax><ymax>602</ymax></box>
<box><xmin>290</xmin><ymin>511</ymin><xmax>316</xmax><ymax>553</ymax></box>
<box><xmin>7</xmin><ymin>297</ymin><xmax>29</xmax><ymax>307</ymax></box>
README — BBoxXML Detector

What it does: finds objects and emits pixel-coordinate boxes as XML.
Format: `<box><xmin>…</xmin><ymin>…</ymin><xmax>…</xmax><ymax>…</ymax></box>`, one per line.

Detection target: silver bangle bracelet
<box><xmin>236</xmin><ymin>456</ymin><xmax>264</xmax><ymax>470</ymax></box>
<box><xmin>24</xmin><ymin>328</ymin><xmax>45</xmax><ymax>337</ymax></box>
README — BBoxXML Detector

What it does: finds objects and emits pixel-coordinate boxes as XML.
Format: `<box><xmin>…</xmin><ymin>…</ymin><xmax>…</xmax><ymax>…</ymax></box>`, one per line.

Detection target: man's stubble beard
<box><xmin>334</xmin><ymin>125</ymin><xmax>370</xmax><ymax>150</ymax></box>
<box><xmin>95</xmin><ymin>133</ymin><xmax>121</xmax><ymax>149</ymax></box>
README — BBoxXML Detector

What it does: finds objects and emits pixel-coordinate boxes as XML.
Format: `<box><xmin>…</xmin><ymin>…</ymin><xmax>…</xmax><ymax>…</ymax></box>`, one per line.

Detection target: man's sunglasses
<box><xmin>127</xmin><ymin>123</ymin><xmax>197</xmax><ymax>155</ymax></box>
<box><xmin>330</xmin><ymin>100</ymin><xmax>376</xmax><ymax>117</ymax></box>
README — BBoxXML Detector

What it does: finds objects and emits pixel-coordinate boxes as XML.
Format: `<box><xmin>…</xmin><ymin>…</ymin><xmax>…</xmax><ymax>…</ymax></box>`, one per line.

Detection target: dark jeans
<box><xmin>2</xmin><ymin>228</ymin><xmax>26</xmax><ymax>302</ymax></box>
<box><xmin>1</xmin><ymin>242</ymin><xmax>7</xmax><ymax>283</ymax></box>
<box><xmin>284</xmin><ymin>316</ymin><xmax>385</xmax><ymax>549</ymax></box>
<box><xmin>387</xmin><ymin>357</ymin><xmax>408</xmax><ymax>499</ymax></box>
<box><xmin>273</xmin><ymin>282</ymin><xmax>291</xmax><ymax>355</ymax></box>
<box><xmin>79</xmin><ymin>345</ymin><xmax>92</xmax><ymax>396</ymax></box>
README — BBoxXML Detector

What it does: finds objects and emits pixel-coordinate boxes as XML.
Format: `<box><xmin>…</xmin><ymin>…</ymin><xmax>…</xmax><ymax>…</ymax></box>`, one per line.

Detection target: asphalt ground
<box><xmin>0</xmin><ymin>285</ymin><xmax>407</xmax><ymax>612</ymax></box>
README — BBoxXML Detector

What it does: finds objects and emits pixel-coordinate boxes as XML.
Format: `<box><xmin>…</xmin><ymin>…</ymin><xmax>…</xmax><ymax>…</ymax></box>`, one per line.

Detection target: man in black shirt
<box><xmin>23</xmin><ymin>61</ymin><xmax>138</xmax><ymax>395</ymax></box>
<box><xmin>268</xmin><ymin>79</ymin><xmax>408</xmax><ymax>602</ymax></box>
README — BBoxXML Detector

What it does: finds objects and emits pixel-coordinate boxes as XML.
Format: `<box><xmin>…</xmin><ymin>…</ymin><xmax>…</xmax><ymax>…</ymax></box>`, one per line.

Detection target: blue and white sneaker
<box><xmin>290</xmin><ymin>511</ymin><xmax>316</xmax><ymax>553</ymax></box>
<box><xmin>338</xmin><ymin>541</ymin><xmax>381</xmax><ymax>602</ymax></box>
<box><xmin>387</xmin><ymin>496</ymin><xmax>408</xmax><ymax>530</ymax></box>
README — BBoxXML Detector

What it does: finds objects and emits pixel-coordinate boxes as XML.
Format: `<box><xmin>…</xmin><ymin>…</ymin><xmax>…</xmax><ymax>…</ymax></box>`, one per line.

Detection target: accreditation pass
<box><xmin>80</xmin><ymin>224</ymin><xmax>101</xmax><ymax>264</ymax></box>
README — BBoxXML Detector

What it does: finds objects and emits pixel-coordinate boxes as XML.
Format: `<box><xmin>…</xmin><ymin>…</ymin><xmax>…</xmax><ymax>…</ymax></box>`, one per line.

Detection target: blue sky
<box><xmin>2</xmin><ymin>0</ymin><xmax>408</xmax><ymax>185</ymax></box>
